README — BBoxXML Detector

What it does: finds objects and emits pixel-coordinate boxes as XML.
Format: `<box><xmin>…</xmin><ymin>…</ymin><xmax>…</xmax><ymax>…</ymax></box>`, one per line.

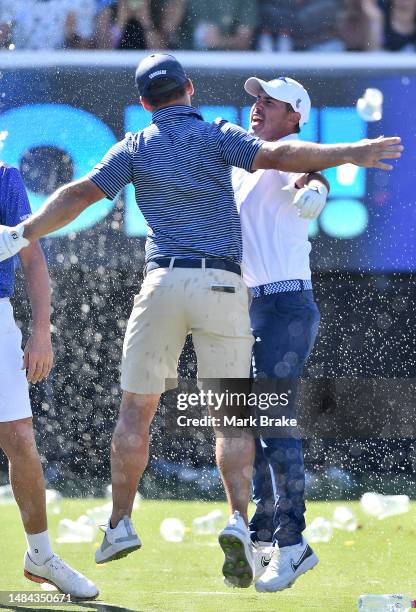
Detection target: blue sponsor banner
<box><xmin>0</xmin><ymin>66</ymin><xmax>413</xmax><ymax>271</ymax></box>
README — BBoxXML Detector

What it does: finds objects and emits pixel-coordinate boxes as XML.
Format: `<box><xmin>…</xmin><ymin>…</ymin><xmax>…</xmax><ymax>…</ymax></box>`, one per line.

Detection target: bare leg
<box><xmin>110</xmin><ymin>392</ymin><xmax>160</xmax><ymax>527</ymax></box>
<box><xmin>0</xmin><ymin>418</ymin><xmax>47</xmax><ymax>534</ymax></box>
<box><xmin>0</xmin><ymin>422</ymin><xmax>98</xmax><ymax>596</ymax></box>
<box><xmin>215</xmin><ymin>430</ymin><xmax>255</xmax><ymax>525</ymax></box>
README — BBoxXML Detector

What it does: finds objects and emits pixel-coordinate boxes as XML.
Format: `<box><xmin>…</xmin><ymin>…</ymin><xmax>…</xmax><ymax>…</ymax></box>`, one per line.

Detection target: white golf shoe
<box><xmin>24</xmin><ymin>552</ymin><xmax>98</xmax><ymax>600</ymax></box>
<box><xmin>218</xmin><ymin>511</ymin><xmax>254</xmax><ymax>588</ymax></box>
<box><xmin>252</xmin><ymin>540</ymin><xmax>274</xmax><ymax>581</ymax></box>
<box><xmin>95</xmin><ymin>515</ymin><xmax>141</xmax><ymax>564</ymax></box>
<box><xmin>255</xmin><ymin>536</ymin><xmax>318</xmax><ymax>592</ymax></box>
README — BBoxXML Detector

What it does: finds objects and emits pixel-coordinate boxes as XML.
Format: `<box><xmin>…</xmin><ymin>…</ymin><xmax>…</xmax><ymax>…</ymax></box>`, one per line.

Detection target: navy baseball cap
<box><xmin>135</xmin><ymin>53</ymin><xmax>188</xmax><ymax>99</ymax></box>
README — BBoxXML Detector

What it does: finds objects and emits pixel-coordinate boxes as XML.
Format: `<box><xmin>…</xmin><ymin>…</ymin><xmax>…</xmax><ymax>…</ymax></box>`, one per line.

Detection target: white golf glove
<box><xmin>293</xmin><ymin>182</ymin><xmax>328</xmax><ymax>220</ymax></box>
<box><xmin>0</xmin><ymin>223</ymin><xmax>29</xmax><ymax>262</ymax></box>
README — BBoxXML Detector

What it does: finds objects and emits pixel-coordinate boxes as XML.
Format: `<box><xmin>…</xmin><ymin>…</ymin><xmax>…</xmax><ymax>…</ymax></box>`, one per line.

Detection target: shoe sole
<box><xmin>24</xmin><ymin>569</ymin><xmax>99</xmax><ymax>601</ymax></box>
<box><xmin>95</xmin><ymin>542</ymin><xmax>141</xmax><ymax>565</ymax></box>
<box><xmin>218</xmin><ymin>534</ymin><xmax>253</xmax><ymax>589</ymax></box>
<box><xmin>255</xmin><ymin>556</ymin><xmax>319</xmax><ymax>593</ymax></box>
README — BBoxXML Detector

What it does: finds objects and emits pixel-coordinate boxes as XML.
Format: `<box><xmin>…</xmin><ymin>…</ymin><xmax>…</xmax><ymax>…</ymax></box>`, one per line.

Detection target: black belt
<box><xmin>144</xmin><ymin>257</ymin><xmax>241</xmax><ymax>277</ymax></box>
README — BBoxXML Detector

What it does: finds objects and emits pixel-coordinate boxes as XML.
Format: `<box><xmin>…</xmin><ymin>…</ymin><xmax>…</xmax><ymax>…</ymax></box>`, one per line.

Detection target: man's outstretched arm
<box><xmin>252</xmin><ymin>136</ymin><xmax>403</xmax><ymax>173</ymax></box>
<box><xmin>23</xmin><ymin>178</ymin><xmax>106</xmax><ymax>242</ymax></box>
<box><xmin>0</xmin><ymin>178</ymin><xmax>106</xmax><ymax>262</ymax></box>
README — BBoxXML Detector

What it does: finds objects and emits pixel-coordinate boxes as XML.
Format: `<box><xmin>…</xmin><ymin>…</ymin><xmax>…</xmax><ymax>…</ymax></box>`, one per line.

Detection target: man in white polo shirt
<box><xmin>233</xmin><ymin>76</ymin><xmax>329</xmax><ymax>592</ymax></box>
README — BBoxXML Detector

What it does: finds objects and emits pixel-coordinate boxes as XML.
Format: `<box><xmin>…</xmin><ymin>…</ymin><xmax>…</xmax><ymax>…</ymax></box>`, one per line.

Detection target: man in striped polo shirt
<box><xmin>233</xmin><ymin>76</ymin><xmax>328</xmax><ymax>592</ymax></box>
<box><xmin>0</xmin><ymin>54</ymin><xmax>402</xmax><ymax>588</ymax></box>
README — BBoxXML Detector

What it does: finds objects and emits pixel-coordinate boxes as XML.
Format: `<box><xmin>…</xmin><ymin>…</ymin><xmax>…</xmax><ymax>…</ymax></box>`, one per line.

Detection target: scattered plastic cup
<box><xmin>0</xmin><ymin>484</ymin><xmax>14</xmax><ymax>504</ymax></box>
<box><xmin>332</xmin><ymin>506</ymin><xmax>358</xmax><ymax>532</ymax></box>
<box><xmin>45</xmin><ymin>489</ymin><xmax>62</xmax><ymax>515</ymax></box>
<box><xmin>192</xmin><ymin>509</ymin><xmax>224</xmax><ymax>535</ymax></box>
<box><xmin>356</xmin><ymin>88</ymin><xmax>383</xmax><ymax>122</ymax></box>
<box><xmin>357</xmin><ymin>593</ymin><xmax>416</xmax><ymax>610</ymax></box>
<box><xmin>160</xmin><ymin>518</ymin><xmax>185</xmax><ymax>542</ymax></box>
<box><xmin>304</xmin><ymin>517</ymin><xmax>333</xmax><ymax>543</ymax></box>
<box><xmin>105</xmin><ymin>485</ymin><xmax>141</xmax><ymax>509</ymax></box>
<box><xmin>40</xmin><ymin>582</ymin><xmax>57</xmax><ymax>592</ymax></box>
<box><xmin>56</xmin><ymin>516</ymin><xmax>97</xmax><ymax>544</ymax></box>
<box><xmin>360</xmin><ymin>493</ymin><xmax>410</xmax><ymax>520</ymax></box>
<box><xmin>86</xmin><ymin>503</ymin><xmax>112</xmax><ymax>526</ymax></box>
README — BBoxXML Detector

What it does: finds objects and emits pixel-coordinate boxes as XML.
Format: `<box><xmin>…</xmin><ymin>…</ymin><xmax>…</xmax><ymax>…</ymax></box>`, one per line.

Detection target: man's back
<box><xmin>89</xmin><ymin>105</ymin><xmax>261</xmax><ymax>263</ymax></box>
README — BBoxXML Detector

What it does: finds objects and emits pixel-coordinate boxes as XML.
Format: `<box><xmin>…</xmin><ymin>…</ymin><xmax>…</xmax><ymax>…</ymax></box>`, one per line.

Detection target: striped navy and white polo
<box><xmin>88</xmin><ymin>105</ymin><xmax>262</xmax><ymax>263</ymax></box>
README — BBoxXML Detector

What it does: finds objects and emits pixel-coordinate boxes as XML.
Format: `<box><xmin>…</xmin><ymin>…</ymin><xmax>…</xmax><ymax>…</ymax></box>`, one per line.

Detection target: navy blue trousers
<box><xmin>249</xmin><ymin>290</ymin><xmax>320</xmax><ymax>547</ymax></box>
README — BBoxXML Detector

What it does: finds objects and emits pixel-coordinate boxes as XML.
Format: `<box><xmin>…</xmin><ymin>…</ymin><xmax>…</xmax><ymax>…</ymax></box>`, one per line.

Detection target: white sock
<box><xmin>26</xmin><ymin>530</ymin><xmax>54</xmax><ymax>565</ymax></box>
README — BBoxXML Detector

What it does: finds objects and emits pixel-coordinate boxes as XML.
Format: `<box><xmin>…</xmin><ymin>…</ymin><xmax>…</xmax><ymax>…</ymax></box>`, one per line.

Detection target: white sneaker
<box><xmin>24</xmin><ymin>553</ymin><xmax>98</xmax><ymax>600</ymax></box>
<box><xmin>255</xmin><ymin>537</ymin><xmax>318</xmax><ymax>592</ymax></box>
<box><xmin>218</xmin><ymin>511</ymin><xmax>254</xmax><ymax>588</ymax></box>
<box><xmin>252</xmin><ymin>540</ymin><xmax>274</xmax><ymax>581</ymax></box>
<box><xmin>95</xmin><ymin>515</ymin><xmax>141</xmax><ymax>564</ymax></box>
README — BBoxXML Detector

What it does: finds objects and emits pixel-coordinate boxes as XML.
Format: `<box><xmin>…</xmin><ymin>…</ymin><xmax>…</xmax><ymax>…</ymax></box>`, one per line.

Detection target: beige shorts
<box><xmin>121</xmin><ymin>267</ymin><xmax>254</xmax><ymax>394</ymax></box>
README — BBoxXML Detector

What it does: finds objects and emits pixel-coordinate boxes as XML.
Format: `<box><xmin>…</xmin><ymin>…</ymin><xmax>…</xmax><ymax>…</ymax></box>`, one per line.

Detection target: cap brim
<box><xmin>244</xmin><ymin>77</ymin><xmax>292</xmax><ymax>105</ymax></box>
<box><xmin>244</xmin><ymin>77</ymin><xmax>269</xmax><ymax>98</ymax></box>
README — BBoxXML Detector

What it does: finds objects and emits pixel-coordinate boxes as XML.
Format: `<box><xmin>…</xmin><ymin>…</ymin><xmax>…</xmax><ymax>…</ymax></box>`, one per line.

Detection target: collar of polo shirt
<box><xmin>151</xmin><ymin>105</ymin><xmax>203</xmax><ymax>123</ymax></box>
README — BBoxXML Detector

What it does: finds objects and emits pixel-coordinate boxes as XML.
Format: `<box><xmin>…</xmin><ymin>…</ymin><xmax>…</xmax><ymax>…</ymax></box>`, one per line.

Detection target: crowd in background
<box><xmin>0</xmin><ymin>0</ymin><xmax>415</xmax><ymax>52</ymax></box>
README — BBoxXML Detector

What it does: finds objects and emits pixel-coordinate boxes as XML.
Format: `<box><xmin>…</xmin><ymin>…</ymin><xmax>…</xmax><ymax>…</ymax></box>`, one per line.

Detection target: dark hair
<box><xmin>145</xmin><ymin>77</ymin><xmax>188</xmax><ymax>107</ymax></box>
<box><xmin>285</xmin><ymin>102</ymin><xmax>301</xmax><ymax>133</ymax></box>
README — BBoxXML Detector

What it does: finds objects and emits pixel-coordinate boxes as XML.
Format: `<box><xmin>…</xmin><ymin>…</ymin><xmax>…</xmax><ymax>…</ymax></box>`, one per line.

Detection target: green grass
<box><xmin>0</xmin><ymin>499</ymin><xmax>415</xmax><ymax>611</ymax></box>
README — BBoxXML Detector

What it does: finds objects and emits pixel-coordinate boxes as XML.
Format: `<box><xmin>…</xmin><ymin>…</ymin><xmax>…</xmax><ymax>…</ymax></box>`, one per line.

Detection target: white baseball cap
<box><xmin>244</xmin><ymin>76</ymin><xmax>311</xmax><ymax>127</ymax></box>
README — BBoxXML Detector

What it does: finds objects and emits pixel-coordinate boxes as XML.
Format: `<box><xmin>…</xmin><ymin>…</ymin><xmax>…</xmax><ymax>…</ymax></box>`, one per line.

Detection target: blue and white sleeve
<box><xmin>4</xmin><ymin>168</ymin><xmax>32</xmax><ymax>226</ymax></box>
<box><xmin>215</xmin><ymin>119</ymin><xmax>263</xmax><ymax>172</ymax></box>
<box><xmin>88</xmin><ymin>133</ymin><xmax>134</xmax><ymax>200</ymax></box>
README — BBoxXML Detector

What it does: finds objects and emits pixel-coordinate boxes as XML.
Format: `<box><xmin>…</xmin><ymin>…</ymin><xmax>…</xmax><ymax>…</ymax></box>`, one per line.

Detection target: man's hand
<box><xmin>23</xmin><ymin>329</ymin><xmax>53</xmax><ymax>384</ymax></box>
<box><xmin>348</xmin><ymin>136</ymin><xmax>403</xmax><ymax>170</ymax></box>
<box><xmin>0</xmin><ymin>223</ymin><xmax>29</xmax><ymax>262</ymax></box>
<box><xmin>293</xmin><ymin>183</ymin><xmax>328</xmax><ymax>220</ymax></box>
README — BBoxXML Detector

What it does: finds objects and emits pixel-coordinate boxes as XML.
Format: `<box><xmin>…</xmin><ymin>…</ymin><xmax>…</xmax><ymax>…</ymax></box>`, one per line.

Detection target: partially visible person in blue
<box><xmin>0</xmin><ymin>53</ymin><xmax>402</xmax><ymax>589</ymax></box>
<box><xmin>0</xmin><ymin>163</ymin><xmax>98</xmax><ymax>599</ymax></box>
<box><xmin>233</xmin><ymin>76</ymin><xmax>329</xmax><ymax>592</ymax></box>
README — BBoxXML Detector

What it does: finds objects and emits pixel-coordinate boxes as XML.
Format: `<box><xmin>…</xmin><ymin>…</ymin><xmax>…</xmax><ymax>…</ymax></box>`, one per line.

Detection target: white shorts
<box><xmin>0</xmin><ymin>298</ymin><xmax>32</xmax><ymax>422</ymax></box>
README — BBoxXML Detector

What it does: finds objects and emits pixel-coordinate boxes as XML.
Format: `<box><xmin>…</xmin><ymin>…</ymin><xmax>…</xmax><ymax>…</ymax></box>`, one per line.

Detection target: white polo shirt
<box><xmin>233</xmin><ymin>134</ymin><xmax>312</xmax><ymax>288</ymax></box>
